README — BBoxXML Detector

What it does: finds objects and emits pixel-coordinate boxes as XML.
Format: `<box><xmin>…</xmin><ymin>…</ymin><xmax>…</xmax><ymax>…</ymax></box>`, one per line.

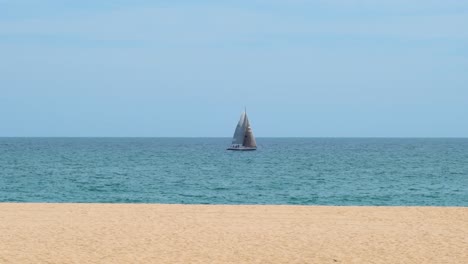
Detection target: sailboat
<box><xmin>227</xmin><ymin>109</ymin><xmax>257</xmax><ymax>151</ymax></box>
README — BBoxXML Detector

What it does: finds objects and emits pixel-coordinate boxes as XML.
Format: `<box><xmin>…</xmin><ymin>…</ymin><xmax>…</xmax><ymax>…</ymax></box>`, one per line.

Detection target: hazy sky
<box><xmin>1</xmin><ymin>0</ymin><xmax>467</xmax><ymax>137</ymax></box>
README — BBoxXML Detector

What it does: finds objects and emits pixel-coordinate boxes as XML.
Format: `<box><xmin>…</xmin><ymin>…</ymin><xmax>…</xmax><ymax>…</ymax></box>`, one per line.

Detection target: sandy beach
<box><xmin>0</xmin><ymin>203</ymin><xmax>466</xmax><ymax>263</ymax></box>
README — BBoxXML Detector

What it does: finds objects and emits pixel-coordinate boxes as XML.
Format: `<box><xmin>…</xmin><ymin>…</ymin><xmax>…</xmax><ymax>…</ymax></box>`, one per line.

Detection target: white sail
<box><xmin>228</xmin><ymin>110</ymin><xmax>257</xmax><ymax>151</ymax></box>
<box><xmin>231</xmin><ymin>111</ymin><xmax>247</xmax><ymax>145</ymax></box>
<box><xmin>243</xmin><ymin>114</ymin><xmax>256</xmax><ymax>148</ymax></box>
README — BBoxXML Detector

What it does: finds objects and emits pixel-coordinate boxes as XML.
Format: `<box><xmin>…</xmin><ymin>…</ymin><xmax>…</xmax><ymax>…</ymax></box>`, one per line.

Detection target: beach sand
<box><xmin>0</xmin><ymin>204</ymin><xmax>467</xmax><ymax>263</ymax></box>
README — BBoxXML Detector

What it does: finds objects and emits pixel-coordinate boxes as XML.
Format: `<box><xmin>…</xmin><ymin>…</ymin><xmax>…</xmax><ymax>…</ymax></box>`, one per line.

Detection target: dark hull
<box><xmin>226</xmin><ymin>147</ymin><xmax>257</xmax><ymax>151</ymax></box>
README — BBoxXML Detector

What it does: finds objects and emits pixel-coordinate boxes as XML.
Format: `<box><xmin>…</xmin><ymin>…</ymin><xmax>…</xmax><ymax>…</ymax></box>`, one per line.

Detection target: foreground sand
<box><xmin>0</xmin><ymin>204</ymin><xmax>467</xmax><ymax>263</ymax></box>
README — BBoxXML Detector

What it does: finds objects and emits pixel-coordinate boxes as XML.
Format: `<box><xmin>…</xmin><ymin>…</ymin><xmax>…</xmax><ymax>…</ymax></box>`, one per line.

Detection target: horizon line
<box><xmin>0</xmin><ymin>136</ymin><xmax>467</xmax><ymax>139</ymax></box>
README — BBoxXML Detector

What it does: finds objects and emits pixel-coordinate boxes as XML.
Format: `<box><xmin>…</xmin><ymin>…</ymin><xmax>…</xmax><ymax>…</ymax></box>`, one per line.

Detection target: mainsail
<box><xmin>231</xmin><ymin>111</ymin><xmax>247</xmax><ymax>145</ymax></box>
<box><xmin>228</xmin><ymin>110</ymin><xmax>257</xmax><ymax>150</ymax></box>
<box><xmin>242</xmin><ymin>114</ymin><xmax>256</xmax><ymax>148</ymax></box>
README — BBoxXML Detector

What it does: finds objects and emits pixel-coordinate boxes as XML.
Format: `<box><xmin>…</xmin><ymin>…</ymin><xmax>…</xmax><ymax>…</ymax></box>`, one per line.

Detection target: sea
<box><xmin>0</xmin><ymin>138</ymin><xmax>467</xmax><ymax>206</ymax></box>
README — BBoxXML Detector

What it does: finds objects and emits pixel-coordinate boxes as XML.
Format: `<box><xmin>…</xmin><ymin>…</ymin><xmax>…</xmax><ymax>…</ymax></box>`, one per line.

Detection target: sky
<box><xmin>1</xmin><ymin>0</ymin><xmax>467</xmax><ymax>137</ymax></box>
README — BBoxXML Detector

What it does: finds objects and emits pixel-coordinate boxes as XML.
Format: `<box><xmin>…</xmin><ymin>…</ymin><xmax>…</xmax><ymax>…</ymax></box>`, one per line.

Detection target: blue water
<box><xmin>0</xmin><ymin>138</ymin><xmax>467</xmax><ymax>206</ymax></box>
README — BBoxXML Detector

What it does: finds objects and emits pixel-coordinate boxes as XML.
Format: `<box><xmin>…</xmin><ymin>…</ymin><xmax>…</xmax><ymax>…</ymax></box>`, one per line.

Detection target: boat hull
<box><xmin>226</xmin><ymin>147</ymin><xmax>257</xmax><ymax>151</ymax></box>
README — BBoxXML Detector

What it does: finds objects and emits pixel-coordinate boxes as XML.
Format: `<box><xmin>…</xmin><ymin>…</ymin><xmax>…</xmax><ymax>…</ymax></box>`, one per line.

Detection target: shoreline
<box><xmin>1</xmin><ymin>203</ymin><xmax>467</xmax><ymax>263</ymax></box>
<box><xmin>3</xmin><ymin>202</ymin><xmax>468</xmax><ymax>207</ymax></box>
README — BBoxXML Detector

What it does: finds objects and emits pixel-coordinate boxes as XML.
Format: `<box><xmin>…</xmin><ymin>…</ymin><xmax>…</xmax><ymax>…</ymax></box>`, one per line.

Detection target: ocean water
<box><xmin>0</xmin><ymin>138</ymin><xmax>467</xmax><ymax>206</ymax></box>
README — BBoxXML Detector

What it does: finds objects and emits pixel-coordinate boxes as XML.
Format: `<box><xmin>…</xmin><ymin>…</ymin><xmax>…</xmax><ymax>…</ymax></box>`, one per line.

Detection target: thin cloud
<box><xmin>1</xmin><ymin>4</ymin><xmax>467</xmax><ymax>47</ymax></box>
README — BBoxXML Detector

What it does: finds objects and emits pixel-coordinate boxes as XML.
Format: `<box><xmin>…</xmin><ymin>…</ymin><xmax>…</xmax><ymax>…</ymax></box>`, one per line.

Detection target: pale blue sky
<box><xmin>1</xmin><ymin>0</ymin><xmax>467</xmax><ymax>137</ymax></box>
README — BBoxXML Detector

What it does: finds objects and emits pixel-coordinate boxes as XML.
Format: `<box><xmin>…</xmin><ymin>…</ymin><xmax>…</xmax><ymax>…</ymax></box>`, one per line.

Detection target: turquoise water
<box><xmin>0</xmin><ymin>138</ymin><xmax>467</xmax><ymax>205</ymax></box>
